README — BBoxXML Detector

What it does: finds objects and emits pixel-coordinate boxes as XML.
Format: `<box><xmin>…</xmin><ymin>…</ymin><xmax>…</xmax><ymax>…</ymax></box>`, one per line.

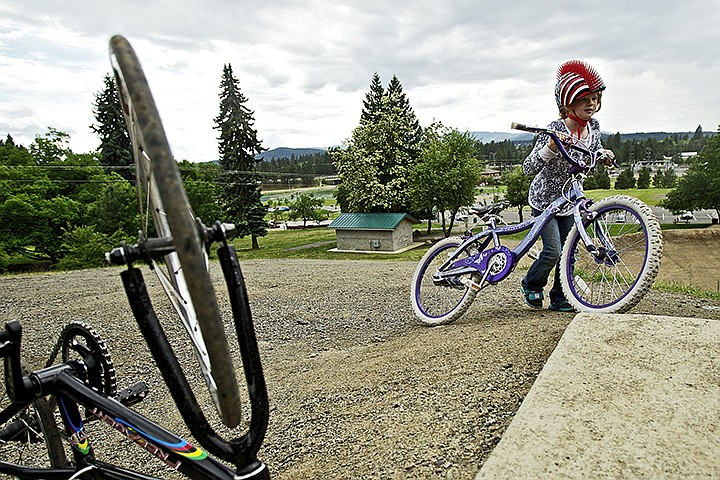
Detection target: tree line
<box><xmin>1</xmin><ymin>65</ymin><xmax>717</xmax><ymax>272</ymax></box>
<box><xmin>0</xmin><ymin>62</ymin><xmax>267</xmax><ymax>271</ymax></box>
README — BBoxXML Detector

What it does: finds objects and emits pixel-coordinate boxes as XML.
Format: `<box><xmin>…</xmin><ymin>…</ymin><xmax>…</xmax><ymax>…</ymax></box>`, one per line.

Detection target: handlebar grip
<box><xmin>511</xmin><ymin>122</ymin><xmax>527</xmax><ymax>131</ymax></box>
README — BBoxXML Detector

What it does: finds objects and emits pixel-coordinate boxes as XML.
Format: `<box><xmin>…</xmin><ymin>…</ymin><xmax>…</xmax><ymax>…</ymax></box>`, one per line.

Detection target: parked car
<box><xmin>674</xmin><ymin>211</ymin><xmax>696</xmax><ymax>223</ymax></box>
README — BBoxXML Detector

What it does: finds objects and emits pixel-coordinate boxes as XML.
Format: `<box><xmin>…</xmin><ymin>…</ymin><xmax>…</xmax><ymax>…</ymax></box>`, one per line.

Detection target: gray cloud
<box><xmin>0</xmin><ymin>0</ymin><xmax>718</xmax><ymax>161</ymax></box>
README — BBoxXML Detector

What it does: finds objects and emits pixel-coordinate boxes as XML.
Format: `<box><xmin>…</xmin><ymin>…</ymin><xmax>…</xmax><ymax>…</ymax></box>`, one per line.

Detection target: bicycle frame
<box><xmin>433</xmin><ymin>124</ymin><xmax>616</xmax><ymax>290</ymax></box>
<box><xmin>0</xmin><ymin>237</ymin><xmax>270</xmax><ymax>479</ymax></box>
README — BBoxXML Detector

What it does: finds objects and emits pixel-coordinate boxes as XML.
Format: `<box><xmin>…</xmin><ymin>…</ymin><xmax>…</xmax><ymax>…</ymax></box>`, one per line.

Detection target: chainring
<box><xmin>46</xmin><ymin>322</ymin><xmax>117</xmax><ymax>396</ymax></box>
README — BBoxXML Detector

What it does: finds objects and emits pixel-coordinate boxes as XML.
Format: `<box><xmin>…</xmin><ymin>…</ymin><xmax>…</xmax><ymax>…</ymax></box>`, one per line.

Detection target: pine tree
<box><xmin>332</xmin><ymin>74</ymin><xmax>422</xmax><ymax>213</ymax></box>
<box><xmin>214</xmin><ymin>64</ymin><xmax>266</xmax><ymax>249</ymax></box>
<box><xmin>593</xmin><ymin>164</ymin><xmax>611</xmax><ymax>189</ymax></box>
<box><xmin>360</xmin><ymin>72</ymin><xmax>384</xmax><ymax>125</ymax></box>
<box><xmin>386</xmin><ymin>75</ymin><xmax>422</xmax><ymax>145</ymax></box>
<box><xmin>91</xmin><ymin>74</ymin><xmax>133</xmax><ymax>180</ymax></box>
<box><xmin>614</xmin><ymin>168</ymin><xmax>636</xmax><ymax>189</ymax></box>
<box><xmin>637</xmin><ymin>166</ymin><xmax>652</xmax><ymax>189</ymax></box>
<box><xmin>652</xmin><ymin>168</ymin><xmax>664</xmax><ymax>188</ymax></box>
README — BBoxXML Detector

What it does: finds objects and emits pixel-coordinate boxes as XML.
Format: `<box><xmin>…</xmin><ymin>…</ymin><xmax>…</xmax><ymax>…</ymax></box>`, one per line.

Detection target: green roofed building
<box><xmin>328</xmin><ymin>213</ymin><xmax>419</xmax><ymax>253</ymax></box>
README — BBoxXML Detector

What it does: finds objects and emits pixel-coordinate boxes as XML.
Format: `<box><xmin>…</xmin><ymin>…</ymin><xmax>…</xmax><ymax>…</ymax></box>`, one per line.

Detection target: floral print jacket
<box><xmin>523</xmin><ymin>118</ymin><xmax>604</xmax><ymax>215</ymax></box>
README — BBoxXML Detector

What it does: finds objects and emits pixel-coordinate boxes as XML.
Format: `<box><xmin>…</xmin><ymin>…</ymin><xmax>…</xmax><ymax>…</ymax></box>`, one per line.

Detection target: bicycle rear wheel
<box><xmin>411</xmin><ymin>237</ymin><xmax>479</xmax><ymax>326</ymax></box>
<box><xmin>560</xmin><ymin>195</ymin><xmax>663</xmax><ymax>313</ymax></box>
<box><xmin>109</xmin><ymin>35</ymin><xmax>242</xmax><ymax>428</ymax></box>
<box><xmin>0</xmin><ymin>358</ymin><xmax>68</xmax><ymax>474</ymax></box>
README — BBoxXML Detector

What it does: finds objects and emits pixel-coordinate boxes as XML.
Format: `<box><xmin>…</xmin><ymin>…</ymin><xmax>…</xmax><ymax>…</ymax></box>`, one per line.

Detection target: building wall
<box><xmin>391</xmin><ymin>220</ymin><xmax>414</xmax><ymax>251</ymax></box>
<box><xmin>335</xmin><ymin>220</ymin><xmax>414</xmax><ymax>252</ymax></box>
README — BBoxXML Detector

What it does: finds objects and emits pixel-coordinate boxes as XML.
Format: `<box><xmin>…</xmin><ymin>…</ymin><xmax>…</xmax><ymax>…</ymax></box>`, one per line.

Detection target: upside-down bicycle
<box><xmin>0</xmin><ymin>35</ymin><xmax>270</xmax><ymax>479</ymax></box>
<box><xmin>411</xmin><ymin>122</ymin><xmax>663</xmax><ymax>326</ymax></box>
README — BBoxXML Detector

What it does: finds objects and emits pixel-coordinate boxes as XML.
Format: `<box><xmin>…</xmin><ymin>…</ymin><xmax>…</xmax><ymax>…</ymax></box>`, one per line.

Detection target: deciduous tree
<box><xmin>288</xmin><ymin>192</ymin><xmax>324</xmax><ymax>228</ymax></box>
<box><xmin>409</xmin><ymin>123</ymin><xmax>483</xmax><ymax>236</ymax></box>
<box><xmin>502</xmin><ymin>166</ymin><xmax>530</xmax><ymax>222</ymax></box>
<box><xmin>663</xmin><ymin>129</ymin><xmax>720</xmax><ymax>220</ymax></box>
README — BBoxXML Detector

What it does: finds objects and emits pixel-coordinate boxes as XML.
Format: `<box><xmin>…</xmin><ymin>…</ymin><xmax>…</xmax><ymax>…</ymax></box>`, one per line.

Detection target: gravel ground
<box><xmin>1</xmin><ymin>259</ymin><xmax>719</xmax><ymax>479</ymax></box>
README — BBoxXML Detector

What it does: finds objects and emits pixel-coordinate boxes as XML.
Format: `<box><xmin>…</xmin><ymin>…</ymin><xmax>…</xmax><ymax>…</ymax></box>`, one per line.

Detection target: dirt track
<box><xmin>655</xmin><ymin>226</ymin><xmax>720</xmax><ymax>292</ymax></box>
<box><xmin>0</xmin><ymin>227</ymin><xmax>718</xmax><ymax>479</ymax></box>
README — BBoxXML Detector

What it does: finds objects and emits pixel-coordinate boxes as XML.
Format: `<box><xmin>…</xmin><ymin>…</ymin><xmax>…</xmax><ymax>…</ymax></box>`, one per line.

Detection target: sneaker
<box><xmin>521</xmin><ymin>286</ymin><xmax>543</xmax><ymax>309</ymax></box>
<box><xmin>548</xmin><ymin>301</ymin><xmax>576</xmax><ymax>312</ymax></box>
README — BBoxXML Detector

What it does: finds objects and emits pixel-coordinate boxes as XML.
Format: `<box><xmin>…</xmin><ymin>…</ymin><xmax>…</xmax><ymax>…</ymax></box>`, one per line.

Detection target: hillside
<box><xmin>1</xmin><ymin>228</ymin><xmax>718</xmax><ymax>479</ymax></box>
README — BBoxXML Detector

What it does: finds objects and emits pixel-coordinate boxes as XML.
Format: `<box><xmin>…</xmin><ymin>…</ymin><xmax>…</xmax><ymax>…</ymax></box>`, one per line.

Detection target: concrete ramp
<box><xmin>476</xmin><ymin>313</ymin><xmax>720</xmax><ymax>479</ymax></box>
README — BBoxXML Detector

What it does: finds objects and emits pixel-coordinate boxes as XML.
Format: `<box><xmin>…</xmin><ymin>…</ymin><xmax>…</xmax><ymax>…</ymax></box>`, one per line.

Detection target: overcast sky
<box><xmin>1</xmin><ymin>1</ymin><xmax>718</xmax><ymax>162</ymax></box>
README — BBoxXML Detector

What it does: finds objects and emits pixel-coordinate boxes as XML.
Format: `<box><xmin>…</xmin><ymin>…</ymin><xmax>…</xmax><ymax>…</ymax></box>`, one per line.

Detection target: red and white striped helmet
<box><xmin>555</xmin><ymin>60</ymin><xmax>605</xmax><ymax>109</ymax></box>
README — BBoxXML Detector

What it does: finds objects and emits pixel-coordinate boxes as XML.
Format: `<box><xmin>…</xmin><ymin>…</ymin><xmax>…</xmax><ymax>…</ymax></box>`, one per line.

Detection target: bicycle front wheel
<box><xmin>110</xmin><ymin>35</ymin><xmax>242</xmax><ymax>428</ymax></box>
<box><xmin>560</xmin><ymin>195</ymin><xmax>663</xmax><ymax>313</ymax></box>
<box><xmin>411</xmin><ymin>237</ymin><xmax>479</xmax><ymax>326</ymax></box>
<box><xmin>0</xmin><ymin>358</ymin><xmax>68</xmax><ymax>473</ymax></box>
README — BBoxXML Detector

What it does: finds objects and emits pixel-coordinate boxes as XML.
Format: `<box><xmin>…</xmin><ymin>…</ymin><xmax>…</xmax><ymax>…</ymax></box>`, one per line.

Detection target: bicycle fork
<box><xmin>573</xmin><ymin>199</ymin><xmax>618</xmax><ymax>265</ymax></box>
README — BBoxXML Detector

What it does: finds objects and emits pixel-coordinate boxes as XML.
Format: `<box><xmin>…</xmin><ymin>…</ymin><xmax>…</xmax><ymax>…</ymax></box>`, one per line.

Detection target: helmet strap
<box><xmin>566</xmin><ymin>112</ymin><xmax>588</xmax><ymax>139</ymax></box>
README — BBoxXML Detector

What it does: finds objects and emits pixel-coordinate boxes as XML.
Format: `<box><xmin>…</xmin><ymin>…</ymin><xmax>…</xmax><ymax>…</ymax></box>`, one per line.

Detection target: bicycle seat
<box><xmin>471</xmin><ymin>201</ymin><xmax>510</xmax><ymax>217</ymax></box>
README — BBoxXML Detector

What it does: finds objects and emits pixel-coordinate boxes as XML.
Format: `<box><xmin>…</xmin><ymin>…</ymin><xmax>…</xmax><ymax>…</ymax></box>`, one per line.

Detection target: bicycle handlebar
<box><xmin>511</xmin><ymin>122</ymin><xmax>616</xmax><ymax>172</ymax></box>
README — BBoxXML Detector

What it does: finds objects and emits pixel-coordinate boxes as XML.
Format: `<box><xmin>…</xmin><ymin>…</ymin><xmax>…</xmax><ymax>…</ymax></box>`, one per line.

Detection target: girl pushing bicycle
<box><xmin>521</xmin><ymin>60</ymin><xmax>616</xmax><ymax>312</ymax></box>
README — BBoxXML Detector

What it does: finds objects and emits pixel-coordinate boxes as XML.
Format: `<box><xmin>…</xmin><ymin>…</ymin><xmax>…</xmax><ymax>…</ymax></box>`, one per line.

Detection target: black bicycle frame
<box><xmin>0</xmin><ymin>239</ymin><xmax>270</xmax><ymax>479</ymax></box>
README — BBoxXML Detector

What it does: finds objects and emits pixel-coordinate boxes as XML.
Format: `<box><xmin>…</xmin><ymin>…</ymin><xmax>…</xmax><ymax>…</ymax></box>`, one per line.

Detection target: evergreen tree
<box><xmin>637</xmin><ymin>166</ymin><xmax>652</xmax><ymax>189</ymax></box>
<box><xmin>91</xmin><ymin>74</ymin><xmax>133</xmax><ymax>180</ymax></box>
<box><xmin>614</xmin><ymin>167</ymin><xmax>636</xmax><ymax>189</ymax></box>
<box><xmin>606</xmin><ymin>132</ymin><xmax>622</xmax><ymax>153</ymax></box>
<box><xmin>386</xmin><ymin>75</ymin><xmax>422</xmax><ymax>146</ymax></box>
<box><xmin>593</xmin><ymin>164</ymin><xmax>611</xmax><ymax>189</ymax></box>
<box><xmin>360</xmin><ymin>72</ymin><xmax>384</xmax><ymax>125</ymax></box>
<box><xmin>332</xmin><ymin>74</ymin><xmax>422</xmax><ymax>213</ymax></box>
<box><xmin>214</xmin><ymin>64</ymin><xmax>266</xmax><ymax>249</ymax></box>
<box><xmin>584</xmin><ymin>174</ymin><xmax>598</xmax><ymax>190</ymax></box>
<box><xmin>652</xmin><ymin>169</ymin><xmax>664</xmax><ymax>188</ymax></box>
<box><xmin>662</xmin><ymin>168</ymin><xmax>677</xmax><ymax>188</ymax></box>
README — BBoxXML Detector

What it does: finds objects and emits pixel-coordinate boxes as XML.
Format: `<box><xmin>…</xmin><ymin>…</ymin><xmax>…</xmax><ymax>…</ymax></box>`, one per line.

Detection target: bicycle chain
<box><xmin>45</xmin><ymin>321</ymin><xmax>117</xmax><ymax>396</ymax></box>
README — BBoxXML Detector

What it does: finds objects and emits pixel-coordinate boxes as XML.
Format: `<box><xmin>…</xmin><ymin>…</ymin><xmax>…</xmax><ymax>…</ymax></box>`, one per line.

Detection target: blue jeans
<box><xmin>521</xmin><ymin>209</ymin><xmax>574</xmax><ymax>305</ymax></box>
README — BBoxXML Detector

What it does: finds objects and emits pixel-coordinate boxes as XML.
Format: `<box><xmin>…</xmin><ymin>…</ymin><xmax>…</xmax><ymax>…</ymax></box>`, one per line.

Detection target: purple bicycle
<box><xmin>411</xmin><ymin>123</ymin><xmax>663</xmax><ymax>326</ymax></box>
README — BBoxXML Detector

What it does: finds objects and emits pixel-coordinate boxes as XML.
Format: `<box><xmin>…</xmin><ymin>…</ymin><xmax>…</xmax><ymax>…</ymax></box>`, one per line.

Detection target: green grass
<box><xmin>231</xmin><ymin>227</ymin><xmax>430</xmax><ymax>262</ymax></box>
<box><xmin>653</xmin><ymin>280</ymin><xmax>720</xmax><ymax>300</ymax></box>
<box><xmin>234</xmin><ymin>184</ymin><xmax>719</xmax><ymax>302</ymax></box>
<box><xmin>585</xmin><ymin>187</ymin><xmax>672</xmax><ymax>206</ymax></box>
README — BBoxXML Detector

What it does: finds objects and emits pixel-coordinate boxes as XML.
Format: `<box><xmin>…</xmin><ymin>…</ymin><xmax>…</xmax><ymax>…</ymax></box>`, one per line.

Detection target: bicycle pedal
<box><xmin>461</xmin><ymin>278</ymin><xmax>483</xmax><ymax>291</ymax></box>
<box><xmin>115</xmin><ymin>381</ymin><xmax>150</xmax><ymax>406</ymax></box>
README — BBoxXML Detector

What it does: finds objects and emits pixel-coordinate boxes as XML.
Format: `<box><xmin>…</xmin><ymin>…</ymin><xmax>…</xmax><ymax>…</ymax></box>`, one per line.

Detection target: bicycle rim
<box><xmin>562</xmin><ymin>195</ymin><xmax>662</xmax><ymax>313</ymax></box>
<box><xmin>109</xmin><ymin>35</ymin><xmax>242</xmax><ymax>428</ymax></box>
<box><xmin>0</xmin><ymin>359</ymin><xmax>68</xmax><ymax>473</ymax></box>
<box><xmin>411</xmin><ymin>237</ymin><xmax>478</xmax><ymax>326</ymax></box>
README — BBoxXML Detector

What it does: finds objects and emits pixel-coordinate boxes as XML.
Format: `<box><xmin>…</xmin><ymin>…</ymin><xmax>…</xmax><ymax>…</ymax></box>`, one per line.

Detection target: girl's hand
<box><xmin>548</xmin><ymin>132</ymin><xmax>573</xmax><ymax>153</ymax></box>
<box><xmin>598</xmin><ymin>148</ymin><xmax>616</xmax><ymax>166</ymax></box>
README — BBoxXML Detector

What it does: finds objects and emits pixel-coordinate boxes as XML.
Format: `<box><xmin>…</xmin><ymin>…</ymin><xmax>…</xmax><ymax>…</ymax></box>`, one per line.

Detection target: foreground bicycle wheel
<box><xmin>411</xmin><ymin>237</ymin><xmax>480</xmax><ymax>326</ymax></box>
<box><xmin>109</xmin><ymin>35</ymin><xmax>242</xmax><ymax>428</ymax></box>
<box><xmin>560</xmin><ymin>195</ymin><xmax>663</xmax><ymax>313</ymax></box>
<box><xmin>0</xmin><ymin>358</ymin><xmax>68</xmax><ymax>473</ymax></box>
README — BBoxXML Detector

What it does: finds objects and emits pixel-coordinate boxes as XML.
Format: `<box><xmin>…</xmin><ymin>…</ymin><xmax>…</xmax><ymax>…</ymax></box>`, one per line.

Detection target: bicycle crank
<box><xmin>46</xmin><ymin>322</ymin><xmax>117</xmax><ymax>397</ymax></box>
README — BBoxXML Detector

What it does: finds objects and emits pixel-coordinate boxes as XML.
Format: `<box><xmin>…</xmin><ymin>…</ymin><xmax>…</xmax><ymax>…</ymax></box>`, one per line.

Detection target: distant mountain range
<box><xmin>256</xmin><ymin>147</ymin><xmax>326</xmax><ymax>160</ymax></box>
<box><xmin>257</xmin><ymin>130</ymin><xmax>713</xmax><ymax>160</ymax></box>
<box><xmin>469</xmin><ymin>131</ymin><xmax>534</xmax><ymax>143</ymax></box>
